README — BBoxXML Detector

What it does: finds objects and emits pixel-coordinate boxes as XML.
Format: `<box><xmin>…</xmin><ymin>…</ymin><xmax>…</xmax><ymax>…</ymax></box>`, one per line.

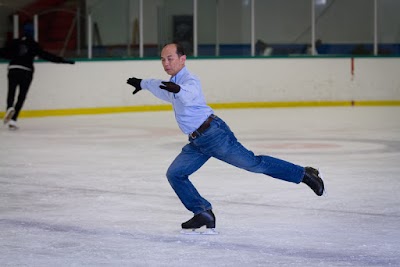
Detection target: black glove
<box><xmin>159</xmin><ymin>81</ymin><xmax>180</xmax><ymax>93</ymax></box>
<box><xmin>62</xmin><ymin>59</ymin><xmax>75</xmax><ymax>64</ymax></box>
<box><xmin>127</xmin><ymin>77</ymin><xmax>142</xmax><ymax>95</ymax></box>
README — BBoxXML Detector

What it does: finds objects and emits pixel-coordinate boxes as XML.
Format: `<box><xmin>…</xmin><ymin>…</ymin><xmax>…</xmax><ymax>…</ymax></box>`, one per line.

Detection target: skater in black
<box><xmin>0</xmin><ymin>26</ymin><xmax>74</xmax><ymax>130</ymax></box>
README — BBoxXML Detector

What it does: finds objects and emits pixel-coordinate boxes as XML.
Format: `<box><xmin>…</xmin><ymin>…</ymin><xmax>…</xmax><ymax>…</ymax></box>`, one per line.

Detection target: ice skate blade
<box><xmin>180</xmin><ymin>228</ymin><xmax>218</xmax><ymax>235</ymax></box>
<box><xmin>319</xmin><ymin>170</ymin><xmax>328</xmax><ymax>197</ymax></box>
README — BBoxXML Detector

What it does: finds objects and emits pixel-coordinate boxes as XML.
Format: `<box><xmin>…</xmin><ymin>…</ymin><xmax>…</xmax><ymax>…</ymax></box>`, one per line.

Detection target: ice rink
<box><xmin>1</xmin><ymin>106</ymin><xmax>399</xmax><ymax>266</ymax></box>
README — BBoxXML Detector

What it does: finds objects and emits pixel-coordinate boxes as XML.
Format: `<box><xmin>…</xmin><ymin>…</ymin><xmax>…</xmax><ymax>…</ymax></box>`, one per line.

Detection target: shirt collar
<box><xmin>171</xmin><ymin>66</ymin><xmax>187</xmax><ymax>83</ymax></box>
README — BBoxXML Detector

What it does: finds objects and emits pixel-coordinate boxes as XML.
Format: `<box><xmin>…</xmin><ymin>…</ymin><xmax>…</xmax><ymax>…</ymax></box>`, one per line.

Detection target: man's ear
<box><xmin>180</xmin><ymin>55</ymin><xmax>186</xmax><ymax>63</ymax></box>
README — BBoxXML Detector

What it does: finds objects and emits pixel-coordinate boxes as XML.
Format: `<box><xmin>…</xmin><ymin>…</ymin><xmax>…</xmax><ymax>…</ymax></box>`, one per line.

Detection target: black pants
<box><xmin>7</xmin><ymin>69</ymin><xmax>33</xmax><ymax>121</ymax></box>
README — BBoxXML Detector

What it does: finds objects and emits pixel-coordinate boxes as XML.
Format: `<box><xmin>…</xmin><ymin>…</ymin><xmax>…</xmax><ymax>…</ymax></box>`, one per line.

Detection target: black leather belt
<box><xmin>189</xmin><ymin>114</ymin><xmax>216</xmax><ymax>139</ymax></box>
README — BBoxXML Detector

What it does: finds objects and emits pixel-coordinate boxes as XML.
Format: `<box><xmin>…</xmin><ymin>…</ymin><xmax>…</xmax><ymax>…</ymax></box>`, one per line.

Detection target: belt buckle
<box><xmin>189</xmin><ymin>132</ymin><xmax>196</xmax><ymax>139</ymax></box>
<box><xmin>189</xmin><ymin>131</ymin><xmax>198</xmax><ymax>139</ymax></box>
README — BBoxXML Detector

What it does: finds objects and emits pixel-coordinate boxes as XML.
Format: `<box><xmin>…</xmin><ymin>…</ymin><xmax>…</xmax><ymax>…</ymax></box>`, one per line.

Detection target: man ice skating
<box><xmin>126</xmin><ymin>43</ymin><xmax>324</xmax><ymax>234</ymax></box>
<box><xmin>0</xmin><ymin>23</ymin><xmax>74</xmax><ymax>130</ymax></box>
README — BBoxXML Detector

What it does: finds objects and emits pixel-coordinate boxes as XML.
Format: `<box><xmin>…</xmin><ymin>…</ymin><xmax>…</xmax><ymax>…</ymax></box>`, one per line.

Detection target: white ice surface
<box><xmin>1</xmin><ymin>107</ymin><xmax>399</xmax><ymax>266</ymax></box>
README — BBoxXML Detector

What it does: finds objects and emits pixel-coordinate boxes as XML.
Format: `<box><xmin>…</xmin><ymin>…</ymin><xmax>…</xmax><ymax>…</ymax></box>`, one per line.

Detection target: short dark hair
<box><xmin>175</xmin><ymin>43</ymin><xmax>185</xmax><ymax>56</ymax></box>
<box><xmin>163</xmin><ymin>43</ymin><xmax>185</xmax><ymax>56</ymax></box>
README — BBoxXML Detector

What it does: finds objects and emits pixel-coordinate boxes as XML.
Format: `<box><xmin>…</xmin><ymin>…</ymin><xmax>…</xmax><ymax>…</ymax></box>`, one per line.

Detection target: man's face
<box><xmin>161</xmin><ymin>44</ymin><xmax>186</xmax><ymax>76</ymax></box>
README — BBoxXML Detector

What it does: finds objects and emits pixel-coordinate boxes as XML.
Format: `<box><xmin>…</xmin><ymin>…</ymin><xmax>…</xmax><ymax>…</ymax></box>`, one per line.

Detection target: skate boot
<box><xmin>8</xmin><ymin>120</ymin><xmax>19</xmax><ymax>131</ymax></box>
<box><xmin>302</xmin><ymin>167</ymin><xmax>325</xmax><ymax>196</ymax></box>
<box><xmin>3</xmin><ymin>107</ymin><xmax>15</xmax><ymax>125</ymax></box>
<box><xmin>181</xmin><ymin>209</ymin><xmax>218</xmax><ymax>235</ymax></box>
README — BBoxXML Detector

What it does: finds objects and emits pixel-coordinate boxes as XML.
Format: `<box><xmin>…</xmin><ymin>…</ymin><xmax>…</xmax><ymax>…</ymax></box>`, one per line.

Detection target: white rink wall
<box><xmin>0</xmin><ymin>57</ymin><xmax>399</xmax><ymax>112</ymax></box>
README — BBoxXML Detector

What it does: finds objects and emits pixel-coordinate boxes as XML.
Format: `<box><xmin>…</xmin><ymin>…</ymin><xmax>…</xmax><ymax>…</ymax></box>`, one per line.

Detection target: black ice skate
<box><xmin>180</xmin><ymin>209</ymin><xmax>218</xmax><ymax>235</ymax></box>
<box><xmin>302</xmin><ymin>167</ymin><xmax>325</xmax><ymax>196</ymax></box>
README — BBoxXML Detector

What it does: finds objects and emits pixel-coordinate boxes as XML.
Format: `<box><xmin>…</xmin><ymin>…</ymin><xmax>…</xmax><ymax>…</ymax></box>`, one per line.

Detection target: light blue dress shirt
<box><xmin>141</xmin><ymin>66</ymin><xmax>214</xmax><ymax>134</ymax></box>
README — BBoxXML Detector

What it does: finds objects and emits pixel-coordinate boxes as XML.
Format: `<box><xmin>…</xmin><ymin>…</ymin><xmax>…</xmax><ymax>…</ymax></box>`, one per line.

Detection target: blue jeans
<box><xmin>166</xmin><ymin>115</ymin><xmax>305</xmax><ymax>214</ymax></box>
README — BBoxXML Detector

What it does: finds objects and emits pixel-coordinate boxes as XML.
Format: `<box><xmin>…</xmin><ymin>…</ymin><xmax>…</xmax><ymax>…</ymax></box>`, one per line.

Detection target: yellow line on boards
<box><xmin>1</xmin><ymin>100</ymin><xmax>399</xmax><ymax>119</ymax></box>
<box><xmin>17</xmin><ymin>105</ymin><xmax>173</xmax><ymax>118</ymax></box>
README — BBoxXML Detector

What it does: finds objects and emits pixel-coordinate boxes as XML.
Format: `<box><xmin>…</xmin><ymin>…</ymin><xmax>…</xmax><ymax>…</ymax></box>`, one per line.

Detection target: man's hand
<box><xmin>127</xmin><ymin>77</ymin><xmax>142</xmax><ymax>95</ymax></box>
<box><xmin>160</xmin><ymin>81</ymin><xmax>180</xmax><ymax>93</ymax></box>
